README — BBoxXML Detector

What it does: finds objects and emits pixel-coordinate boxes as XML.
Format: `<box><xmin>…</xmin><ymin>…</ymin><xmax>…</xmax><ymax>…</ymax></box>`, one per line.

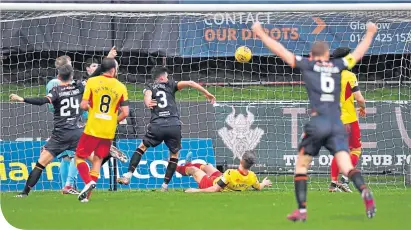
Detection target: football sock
<box><xmin>59</xmin><ymin>158</ymin><xmax>70</xmax><ymax>187</ymax></box>
<box><xmin>176</xmin><ymin>165</ymin><xmax>188</xmax><ymax>176</ymax></box>
<box><xmin>102</xmin><ymin>155</ymin><xmax>111</xmax><ymax>165</ymax></box>
<box><xmin>127</xmin><ymin>148</ymin><xmax>145</xmax><ymax>174</ymax></box>
<box><xmin>23</xmin><ymin>162</ymin><xmax>45</xmax><ymax>195</ymax></box>
<box><xmin>294</xmin><ymin>174</ymin><xmax>308</xmax><ymax>210</ymax></box>
<box><xmin>90</xmin><ymin>171</ymin><xmax>99</xmax><ymax>183</ymax></box>
<box><xmin>164</xmin><ymin>157</ymin><xmax>178</xmax><ymax>184</ymax></box>
<box><xmin>330</xmin><ymin>157</ymin><xmax>339</xmax><ymax>182</ymax></box>
<box><xmin>350</xmin><ymin>153</ymin><xmax>360</xmax><ymax>167</ymax></box>
<box><xmin>348</xmin><ymin>169</ymin><xmax>366</xmax><ymax>193</ymax></box>
<box><xmin>76</xmin><ymin>158</ymin><xmax>91</xmax><ymax>184</ymax></box>
<box><xmin>65</xmin><ymin>158</ymin><xmax>78</xmax><ymax>187</ymax></box>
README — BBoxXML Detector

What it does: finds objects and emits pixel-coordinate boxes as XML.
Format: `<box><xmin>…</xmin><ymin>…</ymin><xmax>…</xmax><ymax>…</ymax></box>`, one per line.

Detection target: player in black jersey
<box><xmin>118</xmin><ymin>66</ymin><xmax>216</xmax><ymax>191</ymax></box>
<box><xmin>10</xmin><ymin>64</ymin><xmax>85</xmax><ymax>197</ymax></box>
<box><xmin>252</xmin><ymin>22</ymin><xmax>377</xmax><ymax>221</ymax></box>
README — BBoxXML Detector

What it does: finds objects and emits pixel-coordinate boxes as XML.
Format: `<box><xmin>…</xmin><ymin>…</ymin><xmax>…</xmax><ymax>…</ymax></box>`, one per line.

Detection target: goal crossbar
<box><xmin>1</xmin><ymin>3</ymin><xmax>411</xmax><ymax>12</ymax></box>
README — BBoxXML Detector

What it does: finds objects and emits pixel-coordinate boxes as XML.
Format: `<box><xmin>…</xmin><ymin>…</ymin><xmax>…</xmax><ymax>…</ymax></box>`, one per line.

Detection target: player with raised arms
<box><xmin>10</xmin><ymin>64</ymin><xmax>84</xmax><ymax>198</ymax></box>
<box><xmin>117</xmin><ymin>66</ymin><xmax>216</xmax><ymax>191</ymax></box>
<box><xmin>180</xmin><ymin>151</ymin><xmax>272</xmax><ymax>192</ymax></box>
<box><xmin>329</xmin><ymin>47</ymin><xmax>367</xmax><ymax>193</ymax></box>
<box><xmin>252</xmin><ymin>21</ymin><xmax>377</xmax><ymax>221</ymax></box>
<box><xmin>75</xmin><ymin>58</ymin><xmax>129</xmax><ymax>202</ymax></box>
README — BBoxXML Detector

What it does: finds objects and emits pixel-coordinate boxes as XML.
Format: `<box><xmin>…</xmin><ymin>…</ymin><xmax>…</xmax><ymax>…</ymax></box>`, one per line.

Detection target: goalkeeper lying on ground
<box><xmin>178</xmin><ymin>151</ymin><xmax>272</xmax><ymax>193</ymax></box>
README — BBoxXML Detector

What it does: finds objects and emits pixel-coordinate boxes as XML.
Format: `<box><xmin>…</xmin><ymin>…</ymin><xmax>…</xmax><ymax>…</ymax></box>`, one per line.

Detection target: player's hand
<box><xmin>262</xmin><ymin>177</ymin><xmax>272</xmax><ymax>187</ymax></box>
<box><xmin>205</xmin><ymin>93</ymin><xmax>216</xmax><ymax>104</ymax></box>
<box><xmin>9</xmin><ymin>94</ymin><xmax>23</xmax><ymax>102</ymax></box>
<box><xmin>358</xmin><ymin>107</ymin><xmax>366</xmax><ymax>118</ymax></box>
<box><xmin>147</xmin><ymin>99</ymin><xmax>157</xmax><ymax>109</ymax></box>
<box><xmin>366</xmin><ymin>22</ymin><xmax>377</xmax><ymax>34</ymax></box>
<box><xmin>107</xmin><ymin>46</ymin><xmax>117</xmax><ymax>58</ymax></box>
<box><xmin>251</xmin><ymin>22</ymin><xmax>264</xmax><ymax>36</ymax></box>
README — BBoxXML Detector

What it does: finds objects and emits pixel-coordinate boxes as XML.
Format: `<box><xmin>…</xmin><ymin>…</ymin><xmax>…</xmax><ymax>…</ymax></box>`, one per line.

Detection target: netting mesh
<box><xmin>0</xmin><ymin>10</ymin><xmax>410</xmax><ymax>191</ymax></box>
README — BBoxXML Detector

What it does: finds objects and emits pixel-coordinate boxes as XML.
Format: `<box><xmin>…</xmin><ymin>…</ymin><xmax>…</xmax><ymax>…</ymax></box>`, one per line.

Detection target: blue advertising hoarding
<box><xmin>180</xmin><ymin>13</ymin><xmax>411</xmax><ymax>57</ymax></box>
<box><xmin>0</xmin><ymin>138</ymin><xmax>215</xmax><ymax>192</ymax></box>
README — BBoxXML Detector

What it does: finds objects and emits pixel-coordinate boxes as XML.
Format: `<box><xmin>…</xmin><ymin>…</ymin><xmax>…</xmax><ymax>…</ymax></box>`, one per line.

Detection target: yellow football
<box><xmin>235</xmin><ymin>46</ymin><xmax>252</xmax><ymax>63</ymax></box>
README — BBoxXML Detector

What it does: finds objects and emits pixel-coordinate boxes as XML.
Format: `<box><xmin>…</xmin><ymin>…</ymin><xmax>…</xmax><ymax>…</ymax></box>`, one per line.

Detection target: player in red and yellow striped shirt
<box><xmin>329</xmin><ymin>47</ymin><xmax>366</xmax><ymax>193</ymax></box>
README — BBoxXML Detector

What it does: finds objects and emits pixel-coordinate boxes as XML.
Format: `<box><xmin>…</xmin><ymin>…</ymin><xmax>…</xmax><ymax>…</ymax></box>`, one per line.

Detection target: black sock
<box><xmin>164</xmin><ymin>157</ymin><xmax>178</xmax><ymax>184</ymax></box>
<box><xmin>23</xmin><ymin>162</ymin><xmax>45</xmax><ymax>194</ymax></box>
<box><xmin>348</xmin><ymin>169</ymin><xmax>366</xmax><ymax>193</ymax></box>
<box><xmin>294</xmin><ymin>174</ymin><xmax>308</xmax><ymax>209</ymax></box>
<box><xmin>102</xmin><ymin>155</ymin><xmax>111</xmax><ymax>165</ymax></box>
<box><xmin>128</xmin><ymin>148</ymin><xmax>145</xmax><ymax>173</ymax></box>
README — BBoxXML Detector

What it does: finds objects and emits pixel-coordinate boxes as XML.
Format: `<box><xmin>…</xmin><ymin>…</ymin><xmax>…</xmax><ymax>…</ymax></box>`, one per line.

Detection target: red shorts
<box><xmin>198</xmin><ymin>171</ymin><xmax>223</xmax><ymax>189</ymax></box>
<box><xmin>345</xmin><ymin>121</ymin><xmax>361</xmax><ymax>149</ymax></box>
<box><xmin>76</xmin><ymin>133</ymin><xmax>112</xmax><ymax>159</ymax></box>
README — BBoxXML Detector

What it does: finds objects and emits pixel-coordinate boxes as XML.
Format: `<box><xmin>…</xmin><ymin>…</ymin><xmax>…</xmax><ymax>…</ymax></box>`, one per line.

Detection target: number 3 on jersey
<box><xmin>320</xmin><ymin>73</ymin><xmax>335</xmax><ymax>102</ymax></box>
<box><xmin>156</xmin><ymin>91</ymin><xmax>167</xmax><ymax>108</ymax></box>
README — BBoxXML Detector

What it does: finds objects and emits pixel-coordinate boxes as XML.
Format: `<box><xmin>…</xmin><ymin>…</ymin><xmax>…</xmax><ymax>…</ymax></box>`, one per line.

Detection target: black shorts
<box><xmin>44</xmin><ymin>128</ymin><xmax>83</xmax><ymax>157</ymax></box>
<box><xmin>143</xmin><ymin>124</ymin><xmax>182</xmax><ymax>154</ymax></box>
<box><xmin>298</xmin><ymin>116</ymin><xmax>349</xmax><ymax>156</ymax></box>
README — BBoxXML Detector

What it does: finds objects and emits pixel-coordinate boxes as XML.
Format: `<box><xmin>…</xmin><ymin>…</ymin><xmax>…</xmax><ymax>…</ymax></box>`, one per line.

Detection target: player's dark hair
<box><xmin>332</xmin><ymin>47</ymin><xmax>351</xmax><ymax>59</ymax></box>
<box><xmin>241</xmin><ymin>151</ymin><xmax>256</xmax><ymax>170</ymax></box>
<box><xmin>310</xmin><ymin>41</ymin><xmax>329</xmax><ymax>57</ymax></box>
<box><xmin>85</xmin><ymin>58</ymin><xmax>99</xmax><ymax>67</ymax></box>
<box><xmin>57</xmin><ymin>64</ymin><xmax>74</xmax><ymax>81</ymax></box>
<box><xmin>151</xmin><ymin>66</ymin><xmax>169</xmax><ymax>80</ymax></box>
<box><xmin>100</xmin><ymin>58</ymin><xmax>117</xmax><ymax>73</ymax></box>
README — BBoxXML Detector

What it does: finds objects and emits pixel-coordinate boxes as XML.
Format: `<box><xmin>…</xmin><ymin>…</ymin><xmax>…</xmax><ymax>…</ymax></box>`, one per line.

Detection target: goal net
<box><xmin>1</xmin><ymin>5</ymin><xmax>410</xmax><ymax>192</ymax></box>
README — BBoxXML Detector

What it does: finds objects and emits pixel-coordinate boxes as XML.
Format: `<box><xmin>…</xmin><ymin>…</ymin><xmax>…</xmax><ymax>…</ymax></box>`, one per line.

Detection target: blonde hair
<box><xmin>55</xmin><ymin>55</ymin><xmax>71</xmax><ymax>68</ymax></box>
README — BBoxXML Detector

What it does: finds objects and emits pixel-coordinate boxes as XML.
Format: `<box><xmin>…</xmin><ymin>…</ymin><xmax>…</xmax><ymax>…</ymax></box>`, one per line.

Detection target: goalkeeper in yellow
<box><xmin>178</xmin><ymin>151</ymin><xmax>272</xmax><ymax>193</ymax></box>
<box><xmin>329</xmin><ymin>47</ymin><xmax>366</xmax><ymax>193</ymax></box>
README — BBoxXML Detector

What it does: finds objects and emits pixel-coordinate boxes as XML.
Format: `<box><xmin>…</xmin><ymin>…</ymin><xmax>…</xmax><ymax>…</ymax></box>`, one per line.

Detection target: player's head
<box><xmin>55</xmin><ymin>55</ymin><xmax>71</xmax><ymax>68</ymax></box>
<box><xmin>57</xmin><ymin>64</ymin><xmax>74</xmax><ymax>83</ymax></box>
<box><xmin>240</xmin><ymin>151</ymin><xmax>256</xmax><ymax>170</ymax></box>
<box><xmin>309</xmin><ymin>41</ymin><xmax>330</xmax><ymax>60</ymax></box>
<box><xmin>85</xmin><ymin>58</ymin><xmax>99</xmax><ymax>76</ymax></box>
<box><xmin>332</xmin><ymin>47</ymin><xmax>351</xmax><ymax>59</ymax></box>
<box><xmin>100</xmin><ymin>58</ymin><xmax>119</xmax><ymax>78</ymax></box>
<box><xmin>151</xmin><ymin>66</ymin><xmax>170</xmax><ymax>83</ymax></box>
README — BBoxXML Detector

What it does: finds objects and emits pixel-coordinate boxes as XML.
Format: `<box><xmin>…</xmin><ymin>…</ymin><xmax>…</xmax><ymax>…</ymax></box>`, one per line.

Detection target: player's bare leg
<box><xmin>335</xmin><ymin>151</ymin><xmax>376</xmax><ymax>218</ymax></box>
<box><xmin>16</xmin><ymin>150</ymin><xmax>55</xmax><ymax>197</ymax></box>
<box><xmin>161</xmin><ymin>151</ymin><xmax>179</xmax><ymax>192</ymax></box>
<box><xmin>340</xmin><ymin>148</ymin><xmax>361</xmax><ymax>192</ymax></box>
<box><xmin>287</xmin><ymin>151</ymin><xmax>311</xmax><ymax>222</ymax></box>
<box><xmin>181</xmin><ymin>152</ymin><xmax>218</xmax><ymax>176</ymax></box>
<box><xmin>185</xmin><ymin>166</ymin><xmax>207</xmax><ymax>184</ymax></box>
<box><xmin>118</xmin><ymin>143</ymin><xmax>148</xmax><ymax>185</ymax></box>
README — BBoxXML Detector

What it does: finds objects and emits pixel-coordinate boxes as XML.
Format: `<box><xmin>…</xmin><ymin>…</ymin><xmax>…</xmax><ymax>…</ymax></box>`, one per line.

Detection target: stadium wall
<box><xmin>1</xmin><ymin>101</ymin><xmax>410</xmax><ymax>174</ymax></box>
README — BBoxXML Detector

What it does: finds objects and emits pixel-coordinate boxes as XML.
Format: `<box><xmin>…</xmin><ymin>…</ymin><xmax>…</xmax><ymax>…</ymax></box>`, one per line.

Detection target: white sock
<box><xmin>299</xmin><ymin>209</ymin><xmax>307</xmax><ymax>213</ymax></box>
<box><xmin>342</xmin><ymin>175</ymin><xmax>348</xmax><ymax>180</ymax></box>
<box><xmin>125</xmin><ymin>172</ymin><xmax>132</xmax><ymax>179</ymax></box>
<box><xmin>162</xmin><ymin>183</ymin><xmax>168</xmax><ymax>188</ymax></box>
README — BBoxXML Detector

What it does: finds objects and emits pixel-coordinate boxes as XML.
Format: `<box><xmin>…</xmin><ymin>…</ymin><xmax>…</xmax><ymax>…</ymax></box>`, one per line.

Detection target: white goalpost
<box><xmin>0</xmin><ymin>3</ymin><xmax>410</xmax><ymax>192</ymax></box>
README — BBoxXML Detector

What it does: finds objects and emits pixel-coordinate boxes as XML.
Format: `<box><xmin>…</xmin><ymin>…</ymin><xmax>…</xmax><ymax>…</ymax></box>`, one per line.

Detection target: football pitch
<box><xmin>1</xmin><ymin>189</ymin><xmax>410</xmax><ymax>230</ymax></box>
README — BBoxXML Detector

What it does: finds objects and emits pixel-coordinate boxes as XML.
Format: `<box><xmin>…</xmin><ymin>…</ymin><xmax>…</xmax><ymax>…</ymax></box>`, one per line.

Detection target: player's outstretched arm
<box><xmin>185</xmin><ymin>184</ymin><xmax>222</xmax><ymax>193</ymax></box>
<box><xmin>10</xmin><ymin>94</ymin><xmax>51</xmax><ymax>105</ymax></box>
<box><xmin>252</xmin><ymin>22</ymin><xmax>296</xmax><ymax>67</ymax></box>
<box><xmin>256</xmin><ymin>177</ymin><xmax>273</xmax><ymax>190</ymax></box>
<box><xmin>177</xmin><ymin>81</ymin><xmax>216</xmax><ymax>104</ymax></box>
<box><xmin>351</xmin><ymin>23</ymin><xmax>377</xmax><ymax>63</ymax></box>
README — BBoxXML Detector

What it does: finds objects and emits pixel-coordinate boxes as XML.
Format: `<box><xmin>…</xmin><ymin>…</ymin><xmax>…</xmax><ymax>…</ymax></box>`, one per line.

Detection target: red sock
<box><xmin>176</xmin><ymin>165</ymin><xmax>187</xmax><ymax>176</ymax></box>
<box><xmin>76</xmin><ymin>159</ymin><xmax>91</xmax><ymax>184</ymax></box>
<box><xmin>330</xmin><ymin>157</ymin><xmax>339</xmax><ymax>182</ymax></box>
<box><xmin>350</xmin><ymin>154</ymin><xmax>359</xmax><ymax>168</ymax></box>
<box><xmin>191</xmin><ymin>163</ymin><xmax>204</xmax><ymax>169</ymax></box>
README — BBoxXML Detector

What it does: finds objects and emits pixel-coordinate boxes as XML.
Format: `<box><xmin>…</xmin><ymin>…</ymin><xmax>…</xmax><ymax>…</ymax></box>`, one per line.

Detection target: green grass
<box><xmin>1</xmin><ymin>84</ymin><xmax>409</xmax><ymax>101</ymax></box>
<box><xmin>1</xmin><ymin>189</ymin><xmax>410</xmax><ymax>230</ymax></box>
